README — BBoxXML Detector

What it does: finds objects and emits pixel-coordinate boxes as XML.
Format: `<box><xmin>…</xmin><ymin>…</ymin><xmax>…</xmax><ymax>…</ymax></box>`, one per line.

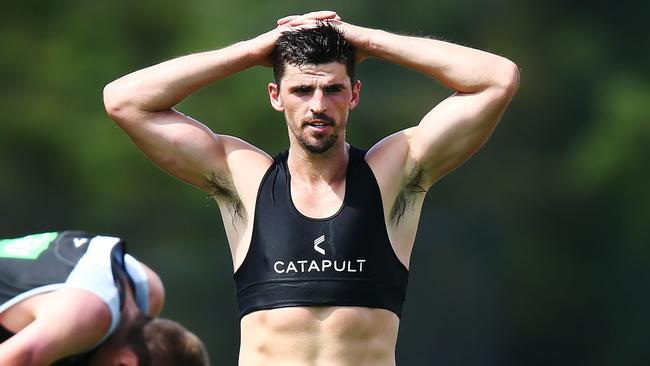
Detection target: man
<box><xmin>0</xmin><ymin>231</ymin><xmax>210</xmax><ymax>366</ymax></box>
<box><xmin>103</xmin><ymin>10</ymin><xmax>519</xmax><ymax>365</ymax></box>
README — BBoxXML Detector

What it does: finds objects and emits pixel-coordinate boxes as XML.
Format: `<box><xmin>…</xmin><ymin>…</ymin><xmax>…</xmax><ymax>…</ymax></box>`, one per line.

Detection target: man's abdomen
<box><xmin>239</xmin><ymin>306</ymin><xmax>399</xmax><ymax>366</ymax></box>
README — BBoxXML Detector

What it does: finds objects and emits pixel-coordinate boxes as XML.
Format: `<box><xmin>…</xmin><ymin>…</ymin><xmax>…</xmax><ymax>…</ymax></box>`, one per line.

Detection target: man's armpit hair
<box><xmin>207</xmin><ymin>170</ymin><xmax>246</xmax><ymax>223</ymax></box>
<box><xmin>390</xmin><ymin>165</ymin><xmax>427</xmax><ymax>225</ymax></box>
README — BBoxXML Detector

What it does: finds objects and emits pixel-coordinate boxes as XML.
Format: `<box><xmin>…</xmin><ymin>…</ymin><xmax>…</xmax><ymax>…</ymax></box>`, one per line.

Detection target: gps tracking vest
<box><xmin>234</xmin><ymin>147</ymin><xmax>409</xmax><ymax>318</ymax></box>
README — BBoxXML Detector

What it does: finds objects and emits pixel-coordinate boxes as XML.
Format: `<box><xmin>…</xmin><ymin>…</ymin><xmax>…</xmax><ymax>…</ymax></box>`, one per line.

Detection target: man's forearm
<box><xmin>362</xmin><ymin>28</ymin><xmax>518</xmax><ymax>93</ymax></box>
<box><xmin>103</xmin><ymin>36</ymin><xmax>270</xmax><ymax>114</ymax></box>
<box><xmin>104</xmin><ymin>12</ymin><xmax>344</xmax><ymax>115</ymax></box>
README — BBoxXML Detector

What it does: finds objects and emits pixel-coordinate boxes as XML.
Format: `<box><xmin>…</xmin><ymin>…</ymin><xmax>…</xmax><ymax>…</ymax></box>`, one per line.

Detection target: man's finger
<box><xmin>278</xmin><ymin>10</ymin><xmax>338</xmax><ymax>26</ymax></box>
<box><xmin>277</xmin><ymin>15</ymin><xmax>300</xmax><ymax>25</ymax></box>
<box><xmin>301</xmin><ymin>10</ymin><xmax>339</xmax><ymax>19</ymax></box>
<box><xmin>287</xmin><ymin>18</ymin><xmax>323</xmax><ymax>28</ymax></box>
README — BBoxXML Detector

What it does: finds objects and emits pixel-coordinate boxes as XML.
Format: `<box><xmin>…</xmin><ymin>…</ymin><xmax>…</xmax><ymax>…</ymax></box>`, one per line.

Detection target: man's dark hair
<box><xmin>125</xmin><ymin>316</ymin><xmax>210</xmax><ymax>366</ymax></box>
<box><xmin>272</xmin><ymin>22</ymin><xmax>356</xmax><ymax>84</ymax></box>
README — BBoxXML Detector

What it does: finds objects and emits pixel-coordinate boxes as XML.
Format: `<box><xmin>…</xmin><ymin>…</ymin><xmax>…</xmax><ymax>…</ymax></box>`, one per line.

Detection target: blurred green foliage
<box><xmin>1</xmin><ymin>0</ymin><xmax>648</xmax><ymax>364</ymax></box>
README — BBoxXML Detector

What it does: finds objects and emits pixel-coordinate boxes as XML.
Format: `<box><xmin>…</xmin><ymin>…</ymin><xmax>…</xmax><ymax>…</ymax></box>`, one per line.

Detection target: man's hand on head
<box><xmin>276</xmin><ymin>11</ymin><xmax>373</xmax><ymax>64</ymax></box>
<box><xmin>276</xmin><ymin>11</ymin><xmax>340</xmax><ymax>26</ymax></box>
<box><xmin>252</xmin><ymin>11</ymin><xmax>343</xmax><ymax>67</ymax></box>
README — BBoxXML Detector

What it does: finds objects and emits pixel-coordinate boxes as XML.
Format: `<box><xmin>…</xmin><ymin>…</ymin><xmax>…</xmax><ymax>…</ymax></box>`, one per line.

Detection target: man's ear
<box><xmin>115</xmin><ymin>348</ymin><xmax>138</xmax><ymax>366</ymax></box>
<box><xmin>349</xmin><ymin>79</ymin><xmax>361</xmax><ymax>110</ymax></box>
<box><xmin>268</xmin><ymin>82</ymin><xmax>284</xmax><ymax>112</ymax></box>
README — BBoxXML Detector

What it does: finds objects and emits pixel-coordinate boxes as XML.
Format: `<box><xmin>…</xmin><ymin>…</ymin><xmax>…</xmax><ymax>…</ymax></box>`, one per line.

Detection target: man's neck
<box><xmin>287</xmin><ymin>142</ymin><xmax>349</xmax><ymax>185</ymax></box>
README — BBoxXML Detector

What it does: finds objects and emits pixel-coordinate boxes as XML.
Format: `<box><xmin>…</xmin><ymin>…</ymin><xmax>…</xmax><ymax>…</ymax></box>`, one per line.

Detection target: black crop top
<box><xmin>234</xmin><ymin>146</ymin><xmax>409</xmax><ymax>318</ymax></box>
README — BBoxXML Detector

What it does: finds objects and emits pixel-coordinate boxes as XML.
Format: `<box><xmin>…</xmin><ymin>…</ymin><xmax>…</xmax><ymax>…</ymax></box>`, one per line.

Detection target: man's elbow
<box><xmin>102</xmin><ymin>80</ymin><xmax>138</xmax><ymax>124</ymax></box>
<box><xmin>495</xmin><ymin>59</ymin><xmax>520</xmax><ymax>98</ymax></box>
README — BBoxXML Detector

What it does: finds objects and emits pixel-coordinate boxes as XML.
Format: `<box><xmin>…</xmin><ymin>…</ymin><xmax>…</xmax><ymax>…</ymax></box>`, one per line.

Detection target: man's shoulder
<box><xmin>208</xmin><ymin>136</ymin><xmax>274</xmax><ymax>224</ymax></box>
<box><xmin>364</xmin><ymin>131</ymin><xmax>412</xmax><ymax>178</ymax></box>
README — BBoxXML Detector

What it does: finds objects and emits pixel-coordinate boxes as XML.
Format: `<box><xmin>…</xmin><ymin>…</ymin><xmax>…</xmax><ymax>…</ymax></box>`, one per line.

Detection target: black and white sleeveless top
<box><xmin>0</xmin><ymin>231</ymin><xmax>150</xmax><ymax>345</ymax></box>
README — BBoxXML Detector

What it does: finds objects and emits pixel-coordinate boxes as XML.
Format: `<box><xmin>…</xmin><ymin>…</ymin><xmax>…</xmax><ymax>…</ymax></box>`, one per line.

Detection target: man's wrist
<box><xmin>225</xmin><ymin>38</ymin><xmax>267</xmax><ymax>68</ymax></box>
<box><xmin>364</xmin><ymin>29</ymin><xmax>393</xmax><ymax>59</ymax></box>
<box><xmin>244</xmin><ymin>30</ymin><xmax>279</xmax><ymax>67</ymax></box>
<box><xmin>348</xmin><ymin>27</ymin><xmax>385</xmax><ymax>61</ymax></box>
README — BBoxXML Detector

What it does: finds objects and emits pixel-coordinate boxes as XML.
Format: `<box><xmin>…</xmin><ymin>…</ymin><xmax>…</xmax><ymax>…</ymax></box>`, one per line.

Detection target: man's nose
<box><xmin>309</xmin><ymin>90</ymin><xmax>326</xmax><ymax>113</ymax></box>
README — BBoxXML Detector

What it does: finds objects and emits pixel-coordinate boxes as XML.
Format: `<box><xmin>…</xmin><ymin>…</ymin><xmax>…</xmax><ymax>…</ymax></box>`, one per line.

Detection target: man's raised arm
<box><xmin>102</xmin><ymin>31</ymin><xmax>275</xmax><ymax>189</ymax></box>
<box><xmin>103</xmin><ymin>11</ymin><xmax>340</xmax><ymax>190</ymax></box>
<box><xmin>333</xmin><ymin>21</ymin><xmax>519</xmax><ymax>189</ymax></box>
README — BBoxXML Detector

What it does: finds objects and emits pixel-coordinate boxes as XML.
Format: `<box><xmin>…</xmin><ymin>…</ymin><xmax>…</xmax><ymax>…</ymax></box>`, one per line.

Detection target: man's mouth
<box><xmin>304</xmin><ymin>114</ymin><xmax>336</xmax><ymax>129</ymax></box>
<box><xmin>305</xmin><ymin>120</ymin><xmax>332</xmax><ymax>128</ymax></box>
<box><xmin>304</xmin><ymin>113</ymin><xmax>335</xmax><ymax>128</ymax></box>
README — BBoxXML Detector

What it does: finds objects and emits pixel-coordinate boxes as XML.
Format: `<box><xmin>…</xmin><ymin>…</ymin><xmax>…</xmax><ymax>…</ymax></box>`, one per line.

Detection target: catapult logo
<box><xmin>313</xmin><ymin>235</ymin><xmax>326</xmax><ymax>255</ymax></box>
<box><xmin>273</xmin><ymin>234</ymin><xmax>367</xmax><ymax>274</ymax></box>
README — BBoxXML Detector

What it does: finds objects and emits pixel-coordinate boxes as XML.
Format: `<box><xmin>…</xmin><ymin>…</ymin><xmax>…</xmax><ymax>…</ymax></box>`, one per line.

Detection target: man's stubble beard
<box><xmin>301</xmin><ymin>131</ymin><xmax>339</xmax><ymax>153</ymax></box>
<box><xmin>290</xmin><ymin>123</ymin><xmax>340</xmax><ymax>154</ymax></box>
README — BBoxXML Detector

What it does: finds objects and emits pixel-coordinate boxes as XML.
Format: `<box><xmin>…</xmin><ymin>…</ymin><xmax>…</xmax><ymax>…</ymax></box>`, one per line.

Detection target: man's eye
<box><xmin>294</xmin><ymin>87</ymin><xmax>312</xmax><ymax>94</ymax></box>
<box><xmin>324</xmin><ymin>86</ymin><xmax>342</xmax><ymax>93</ymax></box>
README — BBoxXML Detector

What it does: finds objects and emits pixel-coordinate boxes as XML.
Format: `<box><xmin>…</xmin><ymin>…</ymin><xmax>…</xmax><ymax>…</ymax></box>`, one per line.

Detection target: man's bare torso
<box><xmin>239</xmin><ymin>306</ymin><xmax>399</xmax><ymax>366</ymax></box>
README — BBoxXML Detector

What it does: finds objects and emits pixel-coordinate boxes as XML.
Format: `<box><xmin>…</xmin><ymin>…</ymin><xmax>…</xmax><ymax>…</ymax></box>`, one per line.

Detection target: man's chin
<box><xmin>303</xmin><ymin>143</ymin><xmax>331</xmax><ymax>154</ymax></box>
<box><xmin>293</xmin><ymin>129</ymin><xmax>338</xmax><ymax>154</ymax></box>
<box><xmin>302</xmin><ymin>138</ymin><xmax>336</xmax><ymax>154</ymax></box>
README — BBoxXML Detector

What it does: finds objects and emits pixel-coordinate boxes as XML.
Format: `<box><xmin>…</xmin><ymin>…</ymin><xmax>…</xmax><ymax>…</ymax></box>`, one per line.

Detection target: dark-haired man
<box><xmin>104</xmin><ymin>10</ymin><xmax>519</xmax><ymax>365</ymax></box>
<box><xmin>0</xmin><ymin>231</ymin><xmax>209</xmax><ymax>366</ymax></box>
